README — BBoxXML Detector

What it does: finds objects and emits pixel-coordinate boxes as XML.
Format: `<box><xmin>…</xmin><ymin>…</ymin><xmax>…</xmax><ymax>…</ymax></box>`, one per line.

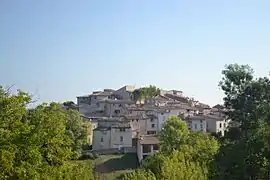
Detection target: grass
<box><xmin>94</xmin><ymin>154</ymin><xmax>139</xmax><ymax>180</ymax></box>
<box><xmin>76</xmin><ymin>154</ymin><xmax>139</xmax><ymax>180</ymax></box>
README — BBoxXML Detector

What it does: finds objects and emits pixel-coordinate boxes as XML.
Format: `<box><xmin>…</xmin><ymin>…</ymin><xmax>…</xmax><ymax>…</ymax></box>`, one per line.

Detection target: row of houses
<box><xmin>75</xmin><ymin>85</ymin><xmax>229</xmax><ymax>163</ymax></box>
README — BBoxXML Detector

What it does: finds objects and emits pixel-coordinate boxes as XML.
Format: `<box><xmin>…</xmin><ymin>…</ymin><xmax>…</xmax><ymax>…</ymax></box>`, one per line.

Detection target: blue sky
<box><xmin>1</xmin><ymin>0</ymin><xmax>270</xmax><ymax>106</ymax></box>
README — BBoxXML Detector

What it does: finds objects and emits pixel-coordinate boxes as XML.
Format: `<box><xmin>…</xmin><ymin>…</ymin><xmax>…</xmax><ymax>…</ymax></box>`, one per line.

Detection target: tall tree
<box><xmin>158</xmin><ymin>116</ymin><xmax>190</xmax><ymax>154</ymax></box>
<box><xmin>212</xmin><ymin>64</ymin><xmax>270</xmax><ymax>180</ymax></box>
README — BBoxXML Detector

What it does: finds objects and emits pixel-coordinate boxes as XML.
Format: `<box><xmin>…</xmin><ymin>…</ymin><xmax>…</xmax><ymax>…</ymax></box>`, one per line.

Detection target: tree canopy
<box><xmin>212</xmin><ymin>63</ymin><xmax>270</xmax><ymax>180</ymax></box>
<box><xmin>0</xmin><ymin>87</ymin><xmax>93</xmax><ymax>180</ymax></box>
<box><xmin>132</xmin><ymin>85</ymin><xmax>161</xmax><ymax>102</ymax></box>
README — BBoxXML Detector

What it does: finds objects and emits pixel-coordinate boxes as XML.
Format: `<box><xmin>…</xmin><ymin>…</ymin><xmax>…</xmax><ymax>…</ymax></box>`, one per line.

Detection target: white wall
<box><xmin>97</xmin><ymin>101</ymin><xmax>106</xmax><ymax>112</ymax></box>
<box><xmin>215</xmin><ymin>120</ymin><xmax>229</xmax><ymax>136</ymax></box>
<box><xmin>206</xmin><ymin>119</ymin><xmax>229</xmax><ymax>136</ymax></box>
<box><xmin>190</xmin><ymin>120</ymin><xmax>207</xmax><ymax>132</ymax></box>
<box><xmin>137</xmin><ymin>140</ymin><xmax>143</xmax><ymax>163</ymax></box>
<box><xmin>92</xmin><ymin>129</ymin><xmax>111</xmax><ymax>150</ymax></box>
<box><xmin>146</xmin><ymin>116</ymin><xmax>158</xmax><ymax>132</ymax></box>
<box><xmin>92</xmin><ymin>127</ymin><xmax>133</xmax><ymax>150</ymax></box>
<box><xmin>104</xmin><ymin>103</ymin><xmax>130</xmax><ymax>117</ymax></box>
<box><xmin>110</xmin><ymin>127</ymin><xmax>132</xmax><ymax>149</ymax></box>
<box><xmin>112</xmin><ymin>86</ymin><xmax>134</xmax><ymax>100</ymax></box>
<box><xmin>90</xmin><ymin>95</ymin><xmax>108</xmax><ymax>105</ymax></box>
<box><xmin>78</xmin><ymin>104</ymin><xmax>92</xmax><ymax>115</ymax></box>
<box><xmin>157</xmin><ymin>112</ymin><xmax>169</xmax><ymax>131</ymax></box>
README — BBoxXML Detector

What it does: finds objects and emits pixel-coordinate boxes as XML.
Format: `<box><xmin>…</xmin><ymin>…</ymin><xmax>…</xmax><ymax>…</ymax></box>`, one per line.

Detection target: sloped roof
<box><xmin>139</xmin><ymin>135</ymin><xmax>160</xmax><ymax>145</ymax></box>
<box><xmin>163</xmin><ymin>93</ymin><xmax>189</xmax><ymax>103</ymax></box>
<box><xmin>212</xmin><ymin>104</ymin><xmax>225</xmax><ymax>109</ymax></box>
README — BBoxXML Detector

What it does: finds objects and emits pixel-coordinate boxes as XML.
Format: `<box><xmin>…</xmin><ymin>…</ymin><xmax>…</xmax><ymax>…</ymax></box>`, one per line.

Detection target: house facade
<box><xmin>185</xmin><ymin>115</ymin><xmax>207</xmax><ymax>132</ymax></box>
<box><xmin>109</xmin><ymin>85</ymin><xmax>135</xmax><ymax>100</ymax></box>
<box><xmin>77</xmin><ymin>90</ymin><xmax>112</xmax><ymax>106</ymax></box>
<box><xmin>205</xmin><ymin>114</ymin><xmax>229</xmax><ymax>136</ymax></box>
<box><xmin>102</xmin><ymin>99</ymin><xmax>134</xmax><ymax>117</ymax></box>
<box><xmin>137</xmin><ymin>135</ymin><xmax>160</xmax><ymax>163</ymax></box>
<box><xmin>92</xmin><ymin>119</ymin><xmax>132</xmax><ymax>150</ymax></box>
<box><xmin>77</xmin><ymin>89</ymin><xmax>114</xmax><ymax>114</ymax></box>
<box><xmin>124</xmin><ymin>115</ymin><xmax>146</xmax><ymax>138</ymax></box>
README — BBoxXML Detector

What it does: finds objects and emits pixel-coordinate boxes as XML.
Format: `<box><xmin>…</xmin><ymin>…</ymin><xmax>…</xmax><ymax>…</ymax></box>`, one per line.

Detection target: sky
<box><xmin>1</xmin><ymin>0</ymin><xmax>270</xmax><ymax>106</ymax></box>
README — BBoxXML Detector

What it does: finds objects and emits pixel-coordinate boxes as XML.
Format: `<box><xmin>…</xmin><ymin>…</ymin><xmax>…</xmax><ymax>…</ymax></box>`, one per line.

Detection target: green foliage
<box><xmin>212</xmin><ymin>63</ymin><xmax>270</xmax><ymax>180</ymax></box>
<box><xmin>132</xmin><ymin>85</ymin><xmax>161</xmax><ymax>101</ymax></box>
<box><xmin>63</xmin><ymin>101</ymin><xmax>75</xmax><ymax>107</ymax></box>
<box><xmin>160</xmin><ymin>149</ymin><xmax>209</xmax><ymax>180</ymax></box>
<box><xmin>123</xmin><ymin>116</ymin><xmax>219</xmax><ymax>180</ymax></box>
<box><xmin>63</xmin><ymin>101</ymin><xmax>77</xmax><ymax>110</ymax></box>
<box><xmin>121</xmin><ymin>169</ymin><xmax>156</xmax><ymax>180</ymax></box>
<box><xmin>66</xmin><ymin>109</ymin><xmax>89</xmax><ymax>159</ymax></box>
<box><xmin>158</xmin><ymin>116</ymin><xmax>190</xmax><ymax>154</ymax></box>
<box><xmin>142</xmin><ymin>153</ymin><xmax>168</xmax><ymax>177</ymax></box>
<box><xmin>0</xmin><ymin>87</ymin><xmax>93</xmax><ymax>179</ymax></box>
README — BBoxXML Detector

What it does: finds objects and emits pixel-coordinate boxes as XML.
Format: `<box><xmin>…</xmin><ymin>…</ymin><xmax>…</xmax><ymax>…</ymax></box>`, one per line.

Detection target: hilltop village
<box><xmin>64</xmin><ymin>85</ymin><xmax>229</xmax><ymax>163</ymax></box>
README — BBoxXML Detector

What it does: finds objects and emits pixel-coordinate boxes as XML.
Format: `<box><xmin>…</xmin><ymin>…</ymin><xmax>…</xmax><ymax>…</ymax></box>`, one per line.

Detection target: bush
<box><xmin>92</xmin><ymin>152</ymin><xmax>99</xmax><ymax>159</ymax></box>
<box><xmin>121</xmin><ymin>169</ymin><xmax>156</xmax><ymax>180</ymax></box>
<box><xmin>79</xmin><ymin>152</ymin><xmax>96</xmax><ymax>160</ymax></box>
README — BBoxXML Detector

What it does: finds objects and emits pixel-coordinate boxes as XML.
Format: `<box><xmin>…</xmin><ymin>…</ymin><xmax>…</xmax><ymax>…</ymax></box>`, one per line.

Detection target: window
<box><xmin>161</xmin><ymin>113</ymin><xmax>164</xmax><ymax>115</ymax></box>
<box><xmin>120</xmin><ymin>136</ymin><xmax>123</xmax><ymax>142</ymax></box>
<box><xmin>200</xmin><ymin>124</ymin><xmax>203</xmax><ymax>129</ymax></box>
<box><xmin>120</xmin><ymin>128</ymin><xmax>125</xmax><ymax>132</ymax></box>
<box><xmin>101</xmin><ymin>137</ymin><xmax>103</xmax><ymax>142</ymax></box>
<box><xmin>143</xmin><ymin>145</ymin><xmax>151</xmax><ymax>153</ymax></box>
<box><xmin>153</xmin><ymin>144</ymin><xmax>159</xmax><ymax>150</ymax></box>
<box><xmin>200</xmin><ymin>120</ymin><xmax>203</xmax><ymax>123</ymax></box>
<box><xmin>151</xmin><ymin>124</ymin><xmax>155</xmax><ymax>128</ymax></box>
<box><xmin>136</xmin><ymin>119</ymin><xmax>138</xmax><ymax>122</ymax></box>
<box><xmin>151</xmin><ymin>118</ymin><xmax>154</xmax><ymax>122</ymax></box>
<box><xmin>119</xmin><ymin>104</ymin><xmax>122</xmax><ymax>107</ymax></box>
<box><xmin>194</xmin><ymin>124</ymin><xmax>197</xmax><ymax>129</ymax></box>
<box><xmin>220</xmin><ymin>123</ymin><xmax>222</xmax><ymax>128</ymax></box>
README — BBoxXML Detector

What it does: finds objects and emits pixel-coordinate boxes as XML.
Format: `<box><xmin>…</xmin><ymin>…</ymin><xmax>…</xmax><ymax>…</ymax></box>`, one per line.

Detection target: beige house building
<box><xmin>77</xmin><ymin>85</ymin><xmax>135</xmax><ymax>116</ymax></box>
<box><xmin>77</xmin><ymin>89</ymin><xmax>113</xmax><ymax>106</ymax></box>
<box><xmin>185</xmin><ymin>115</ymin><xmax>207</xmax><ymax>132</ymax></box>
<box><xmin>137</xmin><ymin>135</ymin><xmax>160</xmax><ymax>163</ymax></box>
<box><xmin>205</xmin><ymin>114</ymin><xmax>229</xmax><ymax>136</ymax></box>
<box><xmin>77</xmin><ymin>89</ymin><xmax>114</xmax><ymax>115</ymax></box>
<box><xmin>92</xmin><ymin>119</ymin><xmax>132</xmax><ymax>150</ymax></box>
<box><xmin>109</xmin><ymin>85</ymin><xmax>135</xmax><ymax>100</ymax></box>
<box><xmin>100</xmin><ymin>99</ymin><xmax>134</xmax><ymax>117</ymax></box>
<box><xmin>123</xmin><ymin>115</ymin><xmax>146</xmax><ymax>138</ymax></box>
